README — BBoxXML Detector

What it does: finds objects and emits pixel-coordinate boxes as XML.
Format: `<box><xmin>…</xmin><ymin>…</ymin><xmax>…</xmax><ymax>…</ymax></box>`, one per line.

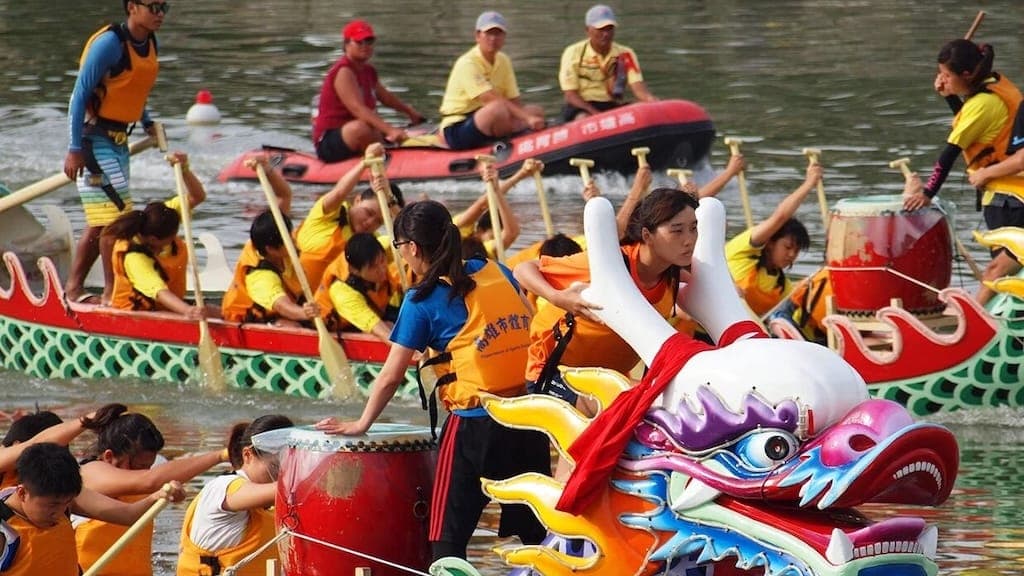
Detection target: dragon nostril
<box><xmin>849</xmin><ymin>434</ymin><xmax>876</xmax><ymax>452</ymax></box>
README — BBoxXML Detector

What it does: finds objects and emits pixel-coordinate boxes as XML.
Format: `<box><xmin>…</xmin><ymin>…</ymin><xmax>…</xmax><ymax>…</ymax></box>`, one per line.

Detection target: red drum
<box><xmin>826</xmin><ymin>195</ymin><xmax>953</xmax><ymax>315</ymax></box>
<box><xmin>254</xmin><ymin>424</ymin><xmax>436</xmax><ymax>576</ymax></box>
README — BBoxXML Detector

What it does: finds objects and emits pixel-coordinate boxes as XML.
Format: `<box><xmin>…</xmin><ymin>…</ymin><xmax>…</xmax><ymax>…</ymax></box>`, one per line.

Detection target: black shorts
<box><xmin>442</xmin><ymin>114</ymin><xmax>489</xmax><ymax>151</ymax></box>
<box><xmin>983</xmin><ymin>195</ymin><xmax>1024</xmax><ymax>257</ymax></box>
<box><xmin>559</xmin><ymin>100</ymin><xmax>621</xmax><ymax>123</ymax></box>
<box><xmin>315</xmin><ymin>128</ymin><xmax>358</xmax><ymax>163</ymax></box>
<box><xmin>429</xmin><ymin>412</ymin><xmax>550</xmax><ymax>559</ymax></box>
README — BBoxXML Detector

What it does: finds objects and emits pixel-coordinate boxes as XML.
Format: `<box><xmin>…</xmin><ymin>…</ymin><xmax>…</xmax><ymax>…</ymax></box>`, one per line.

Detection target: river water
<box><xmin>2</xmin><ymin>0</ymin><xmax>1023</xmax><ymax>573</ymax></box>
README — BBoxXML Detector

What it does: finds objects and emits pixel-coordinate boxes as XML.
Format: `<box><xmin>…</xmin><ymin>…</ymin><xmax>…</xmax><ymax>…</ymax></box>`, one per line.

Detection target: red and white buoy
<box><xmin>185</xmin><ymin>89</ymin><xmax>221</xmax><ymax>125</ymax></box>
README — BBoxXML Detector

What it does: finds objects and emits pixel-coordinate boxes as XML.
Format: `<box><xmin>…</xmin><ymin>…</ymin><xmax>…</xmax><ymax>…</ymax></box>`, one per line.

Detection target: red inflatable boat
<box><xmin>217</xmin><ymin>100</ymin><xmax>714</xmax><ymax>185</ymax></box>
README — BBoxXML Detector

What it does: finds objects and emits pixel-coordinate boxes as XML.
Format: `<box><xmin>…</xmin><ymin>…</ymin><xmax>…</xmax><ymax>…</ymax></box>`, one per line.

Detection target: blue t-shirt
<box><xmin>390</xmin><ymin>258</ymin><xmax>519</xmax><ymax>353</ymax></box>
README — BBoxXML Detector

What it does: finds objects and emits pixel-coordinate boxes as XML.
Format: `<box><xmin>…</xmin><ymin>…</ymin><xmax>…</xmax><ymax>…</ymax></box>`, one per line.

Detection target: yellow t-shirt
<box><xmin>439</xmin><ymin>45</ymin><xmax>520</xmax><ymax>128</ymax></box>
<box><xmin>122</xmin><ymin>196</ymin><xmax>185</xmax><ymax>299</ymax></box>
<box><xmin>246</xmin><ymin>267</ymin><xmax>291</xmax><ymax>313</ymax></box>
<box><xmin>296</xmin><ymin>196</ymin><xmax>349</xmax><ymax>252</ymax></box>
<box><xmin>948</xmin><ymin>87</ymin><xmax>1009</xmax><ymax>150</ymax></box>
<box><xmin>558</xmin><ymin>39</ymin><xmax>643</xmax><ymax>103</ymax></box>
<box><xmin>725</xmin><ymin>228</ymin><xmax>792</xmax><ymax>316</ymax></box>
<box><xmin>328</xmin><ymin>279</ymin><xmax>401</xmax><ymax>333</ymax></box>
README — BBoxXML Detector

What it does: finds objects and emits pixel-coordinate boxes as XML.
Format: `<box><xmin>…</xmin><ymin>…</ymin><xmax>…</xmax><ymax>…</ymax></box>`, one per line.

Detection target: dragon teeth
<box><xmin>892</xmin><ymin>461</ymin><xmax>943</xmax><ymax>489</ymax></box>
<box><xmin>826</xmin><ymin>528</ymin><xmax>854</xmax><ymax>565</ymax></box>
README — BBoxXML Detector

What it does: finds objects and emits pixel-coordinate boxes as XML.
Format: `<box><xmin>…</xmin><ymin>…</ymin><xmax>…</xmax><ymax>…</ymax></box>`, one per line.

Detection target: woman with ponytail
<box><xmin>177</xmin><ymin>415</ymin><xmax>293</xmax><ymax>576</ymax></box>
<box><xmin>316</xmin><ymin>200</ymin><xmax>550</xmax><ymax>561</ymax></box>
<box><xmin>902</xmin><ymin>39</ymin><xmax>1024</xmax><ymax>304</ymax></box>
<box><xmin>101</xmin><ymin>152</ymin><xmax>217</xmax><ymax>316</ymax></box>
<box><xmin>75</xmin><ymin>404</ymin><xmax>229</xmax><ymax>576</ymax></box>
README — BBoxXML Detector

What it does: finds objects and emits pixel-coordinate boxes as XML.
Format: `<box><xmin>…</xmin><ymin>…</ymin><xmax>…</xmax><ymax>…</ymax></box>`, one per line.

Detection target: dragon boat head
<box><xmin>585</xmin><ymin>196</ymin><xmax>959</xmax><ymax>575</ymax></box>
<box><xmin>461</xmin><ymin>196</ymin><xmax>960</xmax><ymax>576</ymax></box>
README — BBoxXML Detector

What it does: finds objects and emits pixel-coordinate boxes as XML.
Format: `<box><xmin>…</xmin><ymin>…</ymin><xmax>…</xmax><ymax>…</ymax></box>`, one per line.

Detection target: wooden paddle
<box><xmin>81</xmin><ymin>484</ymin><xmax>173</xmax><ymax>576</ymax></box>
<box><xmin>528</xmin><ymin>159</ymin><xmax>555</xmax><ymax>238</ymax></box>
<box><xmin>362</xmin><ymin>153</ymin><xmax>410</xmax><ymax>292</ymax></box>
<box><xmin>802</xmin><ymin>148</ymin><xmax>830</xmax><ymax>229</ymax></box>
<box><xmin>0</xmin><ymin>123</ymin><xmax>166</xmax><ymax>214</ymax></box>
<box><xmin>724</xmin><ymin>136</ymin><xmax>754</xmax><ymax>229</ymax></box>
<box><xmin>569</xmin><ymin>157</ymin><xmax>594</xmax><ymax>187</ymax></box>
<box><xmin>475</xmin><ymin>154</ymin><xmax>506</xmax><ymax>263</ymax></box>
<box><xmin>254</xmin><ymin>163</ymin><xmax>358</xmax><ymax>401</ymax></box>
<box><xmin>891</xmin><ymin>157</ymin><xmax>983</xmax><ymax>281</ymax></box>
<box><xmin>171</xmin><ymin>157</ymin><xmax>226</xmax><ymax>392</ymax></box>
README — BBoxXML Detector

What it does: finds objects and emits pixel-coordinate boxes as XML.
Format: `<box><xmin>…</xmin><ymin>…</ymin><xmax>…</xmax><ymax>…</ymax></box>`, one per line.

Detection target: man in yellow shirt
<box><xmin>558</xmin><ymin>5</ymin><xmax>656</xmax><ymax>122</ymax></box>
<box><xmin>439</xmin><ymin>11</ymin><xmax>545</xmax><ymax>150</ymax></box>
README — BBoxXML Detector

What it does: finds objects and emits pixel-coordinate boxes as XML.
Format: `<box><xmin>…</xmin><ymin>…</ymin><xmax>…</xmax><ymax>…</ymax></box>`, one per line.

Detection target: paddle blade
<box><xmin>197</xmin><ymin>321</ymin><xmax>227</xmax><ymax>393</ymax></box>
<box><xmin>316</xmin><ymin>320</ymin><xmax>358</xmax><ymax>401</ymax></box>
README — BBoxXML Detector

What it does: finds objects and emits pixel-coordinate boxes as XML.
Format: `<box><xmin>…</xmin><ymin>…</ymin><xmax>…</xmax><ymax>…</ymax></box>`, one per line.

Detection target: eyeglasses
<box><xmin>132</xmin><ymin>1</ymin><xmax>170</xmax><ymax>15</ymax></box>
<box><xmin>392</xmin><ymin>239</ymin><xmax>412</xmax><ymax>250</ymax></box>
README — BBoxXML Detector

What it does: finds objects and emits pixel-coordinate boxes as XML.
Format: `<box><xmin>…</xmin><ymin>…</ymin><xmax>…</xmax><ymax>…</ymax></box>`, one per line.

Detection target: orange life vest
<box><xmin>421</xmin><ymin>261</ymin><xmax>531</xmax><ymax>412</ymax></box>
<box><xmin>0</xmin><ymin>491</ymin><xmax>78</xmax><ymax>576</ymax></box>
<box><xmin>734</xmin><ymin>261</ymin><xmax>789</xmax><ymax>317</ymax></box>
<box><xmin>75</xmin><ymin>494</ymin><xmax>152</xmax><ymax>576</ymax></box>
<box><xmin>524</xmin><ymin>244</ymin><xmax>676</xmax><ymax>381</ymax></box>
<box><xmin>221</xmin><ymin>242</ymin><xmax>303</xmax><ymax>323</ymax></box>
<box><xmin>80</xmin><ymin>24</ymin><xmax>159</xmax><ymax>124</ymax></box>
<box><xmin>176</xmin><ymin>477</ymin><xmax>277</xmax><ymax>576</ymax></box>
<box><xmin>315</xmin><ymin>256</ymin><xmax>397</xmax><ymax>332</ymax></box>
<box><xmin>959</xmin><ymin>74</ymin><xmax>1024</xmax><ymax>201</ymax></box>
<box><xmin>109</xmin><ymin>237</ymin><xmax>188</xmax><ymax>311</ymax></box>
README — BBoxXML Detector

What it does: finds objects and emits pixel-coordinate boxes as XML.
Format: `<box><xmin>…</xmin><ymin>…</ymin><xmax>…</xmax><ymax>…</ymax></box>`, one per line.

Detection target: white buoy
<box><xmin>185</xmin><ymin>89</ymin><xmax>221</xmax><ymax>125</ymax></box>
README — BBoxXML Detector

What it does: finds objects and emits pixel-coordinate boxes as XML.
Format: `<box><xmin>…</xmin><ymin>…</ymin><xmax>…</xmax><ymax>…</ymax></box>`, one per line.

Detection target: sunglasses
<box><xmin>351</xmin><ymin>37</ymin><xmax>376</xmax><ymax>47</ymax></box>
<box><xmin>133</xmin><ymin>0</ymin><xmax>170</xmax><ymax>15</ymax></box>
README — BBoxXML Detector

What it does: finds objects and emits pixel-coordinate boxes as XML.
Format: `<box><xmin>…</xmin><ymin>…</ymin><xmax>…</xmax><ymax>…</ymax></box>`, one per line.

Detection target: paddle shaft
<box><xmin>476</xmin><ymin>155</ymin><xmax>506</xmax><ymax>263</ymax></box>
<box><xmin>964</xmin><ymin>11</ymin><xmax>985</xmax><ymax>40</ymax></box>
<box><xmin>254</xmin><ymin>164</ymin><xmax>357</xmax><ymax>400</ymax></box>
<box><xmin>82</xmin><ymin>493</ymin><xmax>169</xmax><ymax>576</ymax></box>
<box><xmin>0</xmin><ymin>124</ymin><xmax>164</xmax><ymax>214</ymax></box>
<box><xmin>532</xmin><ymin>171</ymin><xmax>555</xmax><ymax>237</ymax></box>
<box><xmin>363</xmin><ymin>157</ymin><xmax>410</xmax><ymax>291</ymax></box>
<box><xmin>725</xmin><ymin>139</ymin><xmax>753</xmax><ymax>228</ymax></box>
<box><xmin>173</xmin><ymin>161</ymin><xmax>226</xmax><ymax>391</ymax></box>
<box><xmin>803</xmin><ymin>150</ymin><xmax>829</xmax><ymax>228</ymax></box>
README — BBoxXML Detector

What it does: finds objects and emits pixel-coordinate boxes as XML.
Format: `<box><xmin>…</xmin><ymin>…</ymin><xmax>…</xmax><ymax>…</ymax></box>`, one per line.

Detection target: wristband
<box><xmin>219</xmin><ymin>448</ymin><xmax>230</xmax><ymax>463</ymax></box>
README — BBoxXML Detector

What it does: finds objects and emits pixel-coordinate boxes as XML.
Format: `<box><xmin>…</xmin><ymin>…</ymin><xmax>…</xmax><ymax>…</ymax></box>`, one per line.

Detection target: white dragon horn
<box><xmin>581</xmin><ymin>197</ymin><xmax>675</xmax><ymax>366</ymax></box>
<box><xmin>681</xmin><ymin>197</ymin><xmax>760</xmax><ymax>343</ymax></box>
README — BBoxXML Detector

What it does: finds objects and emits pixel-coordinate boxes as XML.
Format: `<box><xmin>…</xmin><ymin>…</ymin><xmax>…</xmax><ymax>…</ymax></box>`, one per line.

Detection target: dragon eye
<box><xmin>735</xmin><ymin>431</ymin><xmax>799</xmax><ymax>470</ymax></box>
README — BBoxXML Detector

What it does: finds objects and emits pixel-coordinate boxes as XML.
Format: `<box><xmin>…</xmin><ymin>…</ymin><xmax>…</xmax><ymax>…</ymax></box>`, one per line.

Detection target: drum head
<box><xmin>253</xmin><ymin>423</ymin><xmax>434</xmax><ymax>454</ymax></box>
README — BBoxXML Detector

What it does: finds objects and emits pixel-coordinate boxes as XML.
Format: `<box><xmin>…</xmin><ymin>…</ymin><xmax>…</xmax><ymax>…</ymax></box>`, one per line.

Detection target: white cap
<box><xmin>475</xmin><ymin>11</ymin><xmax>507</xmax><ymax>32</ymax></box>
<box><xmin>585</xmin><ymin>4</ymin><xmax>617</xmax><ymax>28</ymax></box>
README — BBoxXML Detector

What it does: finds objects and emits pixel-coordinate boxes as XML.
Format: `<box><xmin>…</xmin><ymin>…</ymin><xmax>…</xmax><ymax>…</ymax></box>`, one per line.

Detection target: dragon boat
<box><xmin>217</xmin><ymin>100</ymin><xmax>714</xmax><ymax>185</ymax></box>
<box><xmin>254</xmin><ymin>197</ymin><xmax>958</xmax><ymax>576</ymax></box>
<box><xmin>0</xmin><ymin>252</ymin><xmax>419</xmax><ymax>400</ymax></box>
<box><xmin>767</xmin><ymin>194</ymin><xmax>1024</xmax><ymax>416</ymax></box>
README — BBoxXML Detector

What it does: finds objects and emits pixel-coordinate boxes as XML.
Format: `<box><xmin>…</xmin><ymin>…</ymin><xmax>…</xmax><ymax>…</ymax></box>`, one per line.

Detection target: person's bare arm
<box><xmin>699</xmin><ymin>154</ymin><xmax>746</xmax><ymax>199</ymax></box>
<box><xmin>563</xmin><ymin>89</ymin><xmax>602</xmax><ymax>117</ymax></box>
<box><xmin>629</xmin><ymin>81</ymin><xmax>656</xmax><ymax>102</ymax></box>
<box><xmin>316</xmin><ymin>344</ymin><xmax>416</xmax><ymax>435</ymax></box>
<box><xmin>969</xmin><ymin>148</ymin><xmax>1024</xmax><ymax>188</ymax></box>
<box><xmin>376</xmin><ymin>83</ymin><xmax>424</xmax><ymax>124</ymax></box>
<box><xmin>222</xmin><ymin>480</ymin><xmax>277</xmax><ymax>512</ymax></box>
<box><xmin>319</xmin><ymin>159</ymin><xmax>367</xmax><ymax>214</ymax></box>
<box><xmin>334</xmin><ymin>69</ymin><xmax>404</xmax><ymax>142</ymax></box>
<box><xmin>749</xmin><ymin>164</ymin><xmax>821</xmax><ymax>246</ymax></box>
<box><xmin>616</xmin><ymin>166</ymin><xmax>651</xmax><ymax>239</ymax></box>
<box><xmin>81</xmin><ymin>451</ymin><xmax>225</xmax><ymax>497</ymax></box>
<box><xmin>245</xmin><ymin>156</ymin><xmax>293</xmax><ymax>215</ymax></box>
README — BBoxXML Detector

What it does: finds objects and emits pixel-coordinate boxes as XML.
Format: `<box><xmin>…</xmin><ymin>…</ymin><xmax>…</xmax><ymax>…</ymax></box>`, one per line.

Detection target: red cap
<box><xmin>342</xmin><ymin>20</ymin><xmax>375</xmax><ymax>42</ymax></box>
<box><xmin>195</xmin><ymin>89</ymin><xmax>213</xmax><ymax>104</ymax></box>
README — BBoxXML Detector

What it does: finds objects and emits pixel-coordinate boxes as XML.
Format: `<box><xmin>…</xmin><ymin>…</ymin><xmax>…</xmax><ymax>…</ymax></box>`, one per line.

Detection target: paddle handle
<box><xmin>82</xmin><ymin>486</ymin><xmax>171</xmax><ymax>576</ymax></box>
<box><xmin>363</xmin><ymin>157</ymin><xmax>410</xmax><ymax>291</ymax></box>
<box><xmin>475</xmin><ymin>155</ymin><xmax>506</xmax><ymax>263</ymax></box>
<box><xmin>532</xmin><ymin>171</ymin><xmax>555</xmax><ymax>238</ymax></box>
<box><xmin>0</xmin><ymin>123</ymin><xmax>163</xmax><ymax>214</ymax></box>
